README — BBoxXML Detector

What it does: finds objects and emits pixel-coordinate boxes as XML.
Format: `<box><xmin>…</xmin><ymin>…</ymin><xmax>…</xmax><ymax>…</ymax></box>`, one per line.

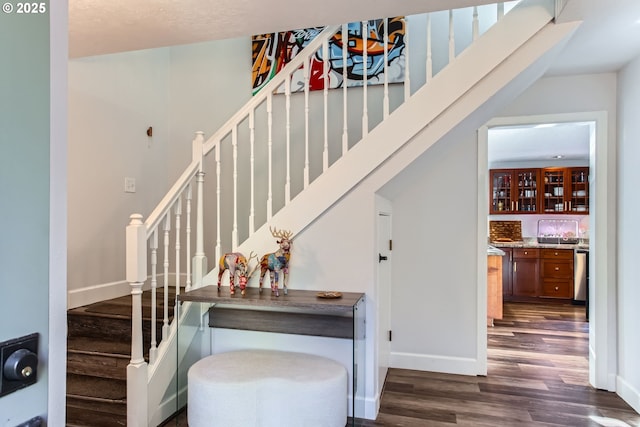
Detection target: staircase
<box><xmin>121</xmin><ymin>0</ymin><xmax>580</xmax><ymax>424</ymax></box>
<box><xmin>66</xmin><ymin>289</ymin><xmax>176</xmax><ymax>426</ymax></box>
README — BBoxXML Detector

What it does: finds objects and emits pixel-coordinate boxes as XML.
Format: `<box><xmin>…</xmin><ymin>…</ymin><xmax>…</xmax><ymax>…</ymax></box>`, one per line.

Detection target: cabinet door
<box><xmin>568</xmin><ymin>167</ymin><xmax>589</xmax><ymax>214</ymax></box>
<box><xmin>512</xmin><ymin>257</ymin><xmax>539</xmax><ymax>297</ymax></box>
<box><xmin>490</xmin><ymin>170</ymin><xmax>515</xmax><ymax>214</ymax></box>
<box><xmin>541</xmin><ymin>168</ymin><xmax>566</xmax><ymax>213</ymax></box>
<box><xmin>513</xmin><ymin>169</ymin><xmax>540</xmax><ymax>213</ymax></box>
<box><xmin>501</xmin><ymin>248</ymin><xmax>513</xmax><ymax>298</ymax></box>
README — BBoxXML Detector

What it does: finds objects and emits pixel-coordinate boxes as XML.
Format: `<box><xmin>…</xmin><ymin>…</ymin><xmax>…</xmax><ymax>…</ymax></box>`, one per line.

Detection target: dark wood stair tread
<box><xmin>66</xmin><ymin>289</ymin><xmax>179</xmax><ymax>425</ymax></box>
<box><xmin>67</xmin><ymin>336</ymin><xmax>131</xmax><ymax>356</ymax></box>
<box><xmin>67</xmin><ymin>374</ymin><xmax>126</xmax><ymax>401</ymax></box>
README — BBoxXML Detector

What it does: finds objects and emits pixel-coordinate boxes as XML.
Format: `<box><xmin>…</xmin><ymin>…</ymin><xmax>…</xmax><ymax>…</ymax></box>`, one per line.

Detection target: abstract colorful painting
<box><xmin>251</xmin><ymin>18</ymin><xmax>406</xmax><ymax>95</ymax></box>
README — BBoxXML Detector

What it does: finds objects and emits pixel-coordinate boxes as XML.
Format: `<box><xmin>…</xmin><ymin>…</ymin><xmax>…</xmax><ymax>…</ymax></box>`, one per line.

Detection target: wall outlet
<box><xmin>124</xmin><ymin>177</ymin><xmax>136</xmax><ymax>193</ymax></box>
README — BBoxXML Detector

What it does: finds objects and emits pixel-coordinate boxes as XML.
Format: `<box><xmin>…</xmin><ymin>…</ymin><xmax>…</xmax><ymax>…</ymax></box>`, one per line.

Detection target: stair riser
<box><xmin>67</xmin><ymin>352</ymin><xmax>128</xmax><ymax>380</ymax></box>
<box><xmin>68</xmin><ymin>314</ymin><xmax>163</xmax><ymax>343</ymax></box>
<box><xmin>66</xmin><ymin>401</ymin><xmax>126</xmax><ymax>426</ymax></box>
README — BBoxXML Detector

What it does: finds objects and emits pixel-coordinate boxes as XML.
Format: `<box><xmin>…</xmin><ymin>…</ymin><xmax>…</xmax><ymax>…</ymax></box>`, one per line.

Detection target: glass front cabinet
<box><xmin>490</xmin><ymin>168</ymin><xmax>540</xmax><ymax>215</ymax></box>
<box><xmin>491</xmin><ymin>167</ymin><xmax>589</xmax><ymax>215</ymax></box>
<box><xmin>541</xmin><ymin>167</ymin><xmax>589</xmax><ymax>214</ymax></box>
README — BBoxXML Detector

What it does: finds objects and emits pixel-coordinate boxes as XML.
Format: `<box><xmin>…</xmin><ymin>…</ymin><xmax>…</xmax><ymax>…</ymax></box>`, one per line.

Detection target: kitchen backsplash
<box><xmin>488</xmin><ymin>214</ymin><xmax>589</xmax><ymax>240</ymax></box>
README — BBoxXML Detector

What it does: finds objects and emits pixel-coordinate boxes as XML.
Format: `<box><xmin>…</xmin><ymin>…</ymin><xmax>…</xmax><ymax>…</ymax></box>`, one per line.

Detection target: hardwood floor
<box><xmin>165</xmin><ymin>302</ymin><xmax>640</xmax><ymax>426</ymax></box>
<box><xmin>359</xmin><ymin>302</ymin><xmax>639</xmax><ymax>426</ymax></box>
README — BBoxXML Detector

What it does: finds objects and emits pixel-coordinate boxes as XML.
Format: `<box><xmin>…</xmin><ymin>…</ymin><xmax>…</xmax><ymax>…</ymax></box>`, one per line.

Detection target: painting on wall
<box><xmin>251</xmin><ymin>18</ymin><xmax>406</xmax><ymax>95</ymax></box>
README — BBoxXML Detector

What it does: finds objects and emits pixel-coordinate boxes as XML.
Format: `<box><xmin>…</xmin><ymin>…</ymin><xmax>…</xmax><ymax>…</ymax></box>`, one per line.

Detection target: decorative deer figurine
<box><xmin>259</xmin><ymin>227</ymin><xmax>293</xmax><ymax>297</ymax></box>
<box><xmin>217</xmin><ymin>251</ymin><xmax>257</xmax><ymax>296</ymax></box>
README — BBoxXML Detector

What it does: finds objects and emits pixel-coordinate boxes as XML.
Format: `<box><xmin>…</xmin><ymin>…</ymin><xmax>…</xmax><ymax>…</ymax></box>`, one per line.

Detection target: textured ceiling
<box><xmin>68</xmin><ymin>0</ymin><xmax>640</xmax><ymax>163</ymax></box>
<box><xmin>68</xmin><ymin>0</ymin><xmax>500</xmax><ymax>58</ymax></box>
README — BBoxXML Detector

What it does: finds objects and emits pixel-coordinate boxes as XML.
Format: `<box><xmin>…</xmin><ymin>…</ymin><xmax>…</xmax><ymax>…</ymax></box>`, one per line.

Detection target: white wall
<box><xmin>616</xmin><ymin>54</ymin><xmax>640</xmax><ymax>413</ymax></box>
<box><xmin>0</xmin><ymin>7</ymin><xmax>63</xmax><ymax>424</ymax></box>
<box><xmin>67</xmin><ymin>49</ymin><xmax>171</xmax><ymax>304</ymax></box>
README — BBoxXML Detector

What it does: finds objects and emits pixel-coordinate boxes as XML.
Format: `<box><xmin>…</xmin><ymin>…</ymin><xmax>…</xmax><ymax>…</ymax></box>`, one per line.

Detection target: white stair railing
<box><xmin>125</xmin><ymin>2</ymin><xmax>530</xmax><ymax>425</ymax></box>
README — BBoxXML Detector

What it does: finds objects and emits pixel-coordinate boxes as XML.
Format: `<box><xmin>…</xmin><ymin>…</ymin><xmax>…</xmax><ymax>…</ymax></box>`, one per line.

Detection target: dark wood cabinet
<box><xmin>540</xmin><ymin>167</ymin><xmax>589</xmax><ymax>214</ymax></box>
<box><xmin>512</xmin><ymin>248</ymin><xmax>539</xmax><ymax>297</ymax></box>
<box><xmin>501</xmin><ymin>248</ymin><xmax>513</xmax><ymax>298</ymax></box>
<box><xmin>490</xmin><ymin>169</ymin><xmax>540</xmax><ymax>214</ymax></box>
<box><xmin>490</xmin><ymin>167</ymin><xmax>589</xmax><ymax>215</ymax></box>
<box><xmin>498</xmin><ymin>246</ymin><xmax>574</xmax><ymax>301</ymax></box>
<box><xmin>540</xmin><ymin>249</ymin><xmax>574</xmax><ymax>298</ymax></box>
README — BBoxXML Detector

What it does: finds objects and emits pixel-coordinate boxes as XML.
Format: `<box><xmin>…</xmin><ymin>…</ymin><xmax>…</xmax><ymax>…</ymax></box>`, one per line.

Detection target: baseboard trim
<box><xmin>67</xmin><ymin>279</ymin><xmax>130</xmax><ymax>309</ymax></box>
<box><xmin>617</xmin><ymin>375</ymin><xmax>640</xmax><ymax>414</ymax></box>
<box><xmin>390</xmin><ymin>351</ymin><xmax>481</xmax><ymax>376</ymax></box>
<box><xmin>67</xmin><ymin>273</ymin><xmax>188</xmax><ymax>309</ymax></box>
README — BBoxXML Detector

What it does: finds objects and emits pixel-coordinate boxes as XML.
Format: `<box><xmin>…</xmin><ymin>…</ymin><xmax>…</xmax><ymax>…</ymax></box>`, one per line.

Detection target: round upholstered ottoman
<box><xmin>187</xmin><ymin>349</ymin><xmax>348</xmax><ymax>427</ymax></box>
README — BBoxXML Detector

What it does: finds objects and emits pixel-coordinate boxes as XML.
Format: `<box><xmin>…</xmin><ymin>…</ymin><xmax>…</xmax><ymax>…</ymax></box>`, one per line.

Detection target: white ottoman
<box><xmin>188</xmin><ymin>349</ymin><xmax>348</xmax><ymax>427</ymax></box>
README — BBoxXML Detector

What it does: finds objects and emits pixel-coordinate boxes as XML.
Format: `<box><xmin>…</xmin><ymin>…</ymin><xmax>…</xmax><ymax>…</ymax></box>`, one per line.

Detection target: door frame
<box><xmin>374</xmin><ymin>196</ymin><xmax>392</xmax><ymax>406</ymax></box>
<box><xmin>477</xmin><ymin>111</ymin><xmax>616</xmax><ymax>391</ymax></box>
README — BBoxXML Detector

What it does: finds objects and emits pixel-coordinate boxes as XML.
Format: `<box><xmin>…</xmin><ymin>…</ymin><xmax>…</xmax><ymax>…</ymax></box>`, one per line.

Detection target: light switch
<box><xmin>124</xmin><ymin>177</ymin><xmax>136</xmax><ymax>193</ymax></box>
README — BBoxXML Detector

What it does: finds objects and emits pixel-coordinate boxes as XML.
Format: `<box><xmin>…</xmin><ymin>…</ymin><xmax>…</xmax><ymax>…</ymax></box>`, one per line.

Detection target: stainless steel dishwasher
<box><xmin>574</xmin><ymin>249</ymin><xmax>589</xmax><ymax>320</ymax></box>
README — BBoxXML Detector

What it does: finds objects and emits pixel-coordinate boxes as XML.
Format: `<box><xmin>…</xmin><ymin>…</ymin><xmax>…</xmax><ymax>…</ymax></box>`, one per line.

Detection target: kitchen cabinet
<box><xmin>489</xmin><ymin>167</ymin><xmax>589</xmax><ymax>215</ymax></box>
<box><xmin>540</xmin><ymin>249</ymin><xmax>574</xmax><ymax>298</ymax></box>
<box><xmin>541</xmin><ymin>167</ymin><xmax>589</xmax><ymax>214</ymax></box>
<box><xmin>490</xmin><ymin>169</ymin><xmax>540</xmax><ymax>214</ymax></box>
<box><xmin>501</xmin><ymin>248</ymin><xmax>513</xmax><ymax>298</ymax></box>
<box><xmin>498</xmin><ymin>246</ymin><xmax>575</xmax><ymax>301</ymax></box>
<box><xmin>512</xmin><ymin>248</ymin><xmax>539</xmax><ymax>297</ymax></box>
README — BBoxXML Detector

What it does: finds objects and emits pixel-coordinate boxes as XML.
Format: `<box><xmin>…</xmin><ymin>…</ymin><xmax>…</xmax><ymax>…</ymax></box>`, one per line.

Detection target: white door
<box><xmin>376</xmin><ymin>211</ymin><xmax>392</xmax><ymax>395</ymax></box>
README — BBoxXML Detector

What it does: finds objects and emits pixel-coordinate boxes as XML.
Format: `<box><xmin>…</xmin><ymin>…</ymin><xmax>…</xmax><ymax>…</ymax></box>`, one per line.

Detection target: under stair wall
<box><xmin>124</xmin><ymin>0</ymin><xmax>582</xmax><ymax>424</ymax></box>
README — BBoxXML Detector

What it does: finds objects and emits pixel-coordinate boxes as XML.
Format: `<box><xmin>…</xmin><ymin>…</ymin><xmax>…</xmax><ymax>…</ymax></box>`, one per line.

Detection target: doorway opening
<box><xmin>477</xmin><ymin>111</ymin><xmax>615</xmax><ymax>391</ymax></box>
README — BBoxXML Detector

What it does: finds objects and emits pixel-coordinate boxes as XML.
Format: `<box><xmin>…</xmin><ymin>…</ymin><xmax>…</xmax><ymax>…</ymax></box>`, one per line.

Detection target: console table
<box><xmin>175</xmin><ymin>286</ymin><xmax>366</xmax><ymax>424</ymax></box>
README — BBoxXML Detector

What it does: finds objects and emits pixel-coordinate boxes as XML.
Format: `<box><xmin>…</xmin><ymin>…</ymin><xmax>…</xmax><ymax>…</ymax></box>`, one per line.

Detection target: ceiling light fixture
<box><xmin>553</xmin><ymin>155</ymin><xmax>564</xmax><ymax>159</ymax></box>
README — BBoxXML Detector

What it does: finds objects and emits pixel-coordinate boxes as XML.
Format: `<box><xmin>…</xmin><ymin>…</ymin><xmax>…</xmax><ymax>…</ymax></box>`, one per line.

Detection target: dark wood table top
<box><xmin>178</xmin><ymin>285</ymin><xmax>364</xmax><ymax>312</ymax></box>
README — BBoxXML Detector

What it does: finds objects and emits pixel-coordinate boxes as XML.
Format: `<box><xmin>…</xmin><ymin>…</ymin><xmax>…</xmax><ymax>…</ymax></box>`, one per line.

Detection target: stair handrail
<box><xmin>201</xmin><ymin>24</ymin><xmax>341</xmax><ymax>156</ymax></box>
<box><xmin>125</xmin><ymin>2</ymin><xmax>550</xmax><ymax>424</ymax></box>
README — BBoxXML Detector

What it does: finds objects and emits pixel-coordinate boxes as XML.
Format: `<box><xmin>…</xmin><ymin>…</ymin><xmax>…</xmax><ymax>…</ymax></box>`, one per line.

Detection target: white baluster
<box><xmin>149</xmin><ymin>229</ymin><xmax>158</xmax><ymax>364</ymax></box>
<box><xmin>192</xmin><ymin>131</ymin><xmax>207</xmax><ymax>287</ymax></box>
<box><xmin>162</xmin><ymin>213</ymin><xmax>171</xmax><ymax>341</ymax></box>
<box><xmin>426</xmin><ymin>14</ymin><xmax>433</xmax><ymax>83</ymax></box>
<box><xmin>215</xmin><ymin>142</ymin><xmax>221</xmax><ymax>262</ymax></box>
<box><xmin>285</xmin><ymin>78</ymin><xmax>291</xmax><ymax>204</ymax></box>
<box><xmin>362</xmin><ymin>21</ymin><xmax>369</xmax><ymax>137</ymax></box>
<box><xmin>473</xmin><ymin>6</ymin><xmax>479</xmax><ymax>41</ymax></box>
<box><xmin>232</xmin><ymin>126</ymin><xmax>238</xmax><ymax>249</ymax></box>
<box><xmin>174</xmin><ymin>197</ymin><xmax>182</xmax><ymax>297</ymax></box>
<box><xmin>449</xmin><ymin>10</ymin><xmax>456</xmax><ymax>62</ymax></box>
<box><xmin>498</xmin><ymin>2</ymin><xmax>505</xmax><ymax>20</ymax></box>
<box><xmin>303</xmin><ymin>56</ymin><xmax>310</xmax><ymax>188</ymax></box>
<box><xmin>249</xmin><ymin>110</ymin><xmax>256</xmax><ymax>234</ymax></box>
<box><xmin>404</xmin><ymin>17</ymin><xmax>411</xmax><ymax>101</ymax></box>
<box><xmin>267</xmin><ymin>92</ymin><xmax>273</xmax><ymax>219</ymax></box>
<box><xmin>383</xmin><ymin>18</ymin><xmax>390</xmax><ymax>119</ymax></box>
<box><xmin>185</xmin><ymin>183</ymin><xmax>192</xmax><ymax>291</ymax></box>
<box><xmin>341</xmin><ymin>23</ymin><xmax>349</xmax><ymax>155</ymax></box>
<box><xmin>323</xmin><ymin>37</ymin><xmax>329</xmax><ymax>171</ymax></box>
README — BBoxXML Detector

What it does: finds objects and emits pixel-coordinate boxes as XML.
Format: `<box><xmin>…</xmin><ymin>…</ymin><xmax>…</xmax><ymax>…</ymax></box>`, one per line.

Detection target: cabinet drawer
<box><xmin>541</xmin><ymin>260</ymin><xmax>573</xmax><ymax>278</ymax></box>
<box><xmin>541</xmin><ymin>249</ymin><xmax>573</xmax><ymax>260</ymax></box>
<box><xmin>541</xmin><ymin>280</ymin><xmax>572</xmax><ymax>298</ymax></box>
<box><xmin>513</xmin><ymin>248</ymin><xmax>539</xmax><ymax>259</ymax></box>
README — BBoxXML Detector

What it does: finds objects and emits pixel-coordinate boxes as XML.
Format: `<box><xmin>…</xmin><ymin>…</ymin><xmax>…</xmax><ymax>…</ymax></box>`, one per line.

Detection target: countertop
<box><xmin>490</xmin><ymin>238</ymin><xmax>589</xmax><ymax>251</ymax></box>
<box><xmin>487</xmin><ymin>245</ymin><xmax>506</xmax><ymax>256</ymax></box>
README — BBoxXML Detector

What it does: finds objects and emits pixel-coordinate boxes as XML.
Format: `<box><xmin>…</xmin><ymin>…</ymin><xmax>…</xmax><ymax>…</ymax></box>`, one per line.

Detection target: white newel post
<box><xmin>192</xmin><ymin>131</ymin><xmax>207</xmax><ymax>287</ymax></box>
<box><xmin>126</xmin><ymin>213</ymin><xmax>148</xmax><ymax>427</ymax></box>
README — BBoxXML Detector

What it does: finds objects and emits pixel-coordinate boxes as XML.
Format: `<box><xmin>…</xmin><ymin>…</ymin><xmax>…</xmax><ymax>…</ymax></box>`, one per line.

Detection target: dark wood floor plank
<box><xmin>165</xmin><ymin>301</ymin><xmax>640</xmax><ymax>426</ymax></box>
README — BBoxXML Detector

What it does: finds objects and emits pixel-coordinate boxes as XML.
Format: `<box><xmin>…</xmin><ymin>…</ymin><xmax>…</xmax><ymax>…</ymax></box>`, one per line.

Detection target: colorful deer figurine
<box><xmin>259</xmin><ymin>227</ymin><xmax>293</xmax><ymax>297</ymax></box>
<box><xmin>217</xmin><ymin>251</ymin><xmax>257</xmax><ymax>296</ymax></box>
